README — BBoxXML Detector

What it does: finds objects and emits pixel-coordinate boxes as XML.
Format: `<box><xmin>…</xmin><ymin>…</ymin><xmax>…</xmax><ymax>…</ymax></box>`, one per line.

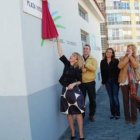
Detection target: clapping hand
<box><xmin>126</xmin><ymin>48</ymin><xmax>132</xmax><ymax>57</ymax></box>
<box><xmin>82</xmin><ymin>65</ymin><xmax>86</xmax><ymax>72</ymax></box>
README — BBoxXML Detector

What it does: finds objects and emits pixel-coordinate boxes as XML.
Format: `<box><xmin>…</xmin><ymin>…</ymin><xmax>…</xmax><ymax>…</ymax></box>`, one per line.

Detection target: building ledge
<box><xmin>82</xmin><ymin>0</ymin><xmax>105</xmax><ymax>22</ymax></box>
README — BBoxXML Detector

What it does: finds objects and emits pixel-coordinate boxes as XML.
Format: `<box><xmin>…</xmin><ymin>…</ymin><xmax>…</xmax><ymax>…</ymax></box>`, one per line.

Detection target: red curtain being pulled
<box><xmin>42</xmin><ymin>0</ymin><xmax>58</xmax><ymax>39</ymax></box>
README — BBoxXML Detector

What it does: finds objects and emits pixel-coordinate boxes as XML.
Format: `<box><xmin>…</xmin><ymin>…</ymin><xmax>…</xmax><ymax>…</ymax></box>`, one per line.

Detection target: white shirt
<box><xmin>120</xmin><ymin>77</ymin><xmax>128</xmax><ymax>86</ymax></box>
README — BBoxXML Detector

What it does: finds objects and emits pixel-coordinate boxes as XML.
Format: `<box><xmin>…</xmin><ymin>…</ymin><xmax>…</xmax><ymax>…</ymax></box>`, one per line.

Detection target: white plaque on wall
<box><xmin>23</xmin><ymin>0</ymin><xmax>42</xmax><ymax>18</ymax></box>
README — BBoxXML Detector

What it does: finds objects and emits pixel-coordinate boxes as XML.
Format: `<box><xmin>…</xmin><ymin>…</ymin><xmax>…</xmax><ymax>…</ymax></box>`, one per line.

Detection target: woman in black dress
<box><xmin>56</xmin><ymin>38</ymin><xmax>85</xmax><ymax>140</ymax></box>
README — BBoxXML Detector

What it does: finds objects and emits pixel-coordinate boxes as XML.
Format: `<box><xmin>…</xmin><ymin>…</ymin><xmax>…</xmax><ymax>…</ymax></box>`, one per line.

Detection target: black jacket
<box><xmin>100</xmin><ymin>58</ymin><xmax>120</xmax><ymax>84</ymax></box>
<box><xmin>59</xmin><ymin>55</ymin><xmax>82</xmax><ymax>87</ymax></box>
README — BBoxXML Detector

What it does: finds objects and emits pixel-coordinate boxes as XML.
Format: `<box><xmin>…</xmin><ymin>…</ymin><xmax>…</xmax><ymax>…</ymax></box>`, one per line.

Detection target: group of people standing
<box><xmin>101</xmin><ymin>44</ymin><xmax>139</xmax><ymax>125</ymax></box>
<box><xmin>56</xmin><ymin>38</ymin><xmax>139</xmax><ymax>140</ymax></box>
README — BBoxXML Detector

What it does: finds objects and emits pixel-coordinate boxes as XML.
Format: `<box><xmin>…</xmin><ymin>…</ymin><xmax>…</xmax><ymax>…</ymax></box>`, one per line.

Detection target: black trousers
<box><xmin>80</xmin><ymin>81</ymin><xmax>96</xmax><ymax>116</ymax></box>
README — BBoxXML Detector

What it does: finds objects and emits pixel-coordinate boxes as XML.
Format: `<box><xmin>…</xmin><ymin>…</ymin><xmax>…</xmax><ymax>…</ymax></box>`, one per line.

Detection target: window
<box><xmin>137</xmin><ymin>30</ymin><xmax>140</xmax><ymax>38</ymax></box>
<box><xmin>122</xmin><ymin>16</ymin><xmax>131</xmax><ymax>24</ymax></box>
<box><xmin>81</xmin><ymin>30</ymin><xmax>89</xmax><ymax>46</ymax></box>
<box><xmin>78</xmin><ymin>4</ymin><xmax>88</xmax><ymax>21</ymax></box>
<box><xmin>100</xmin><ymin>23</ymin><xmax>107</xmax><ymax>35</ymax></box>
<box><xmin>113</xmin><ymin>1</ymin><xmax>130</xmax><ymax>9</ymax></box>
<box><xmin>112</xmin><ymin>29</ymin><xmax>120</xmax><ymax>38</ymax></box>
<box><xmin>121</xmin><ymin>2</ymin><xmax>130</xmax><ymax>9</ymax></box>
<box><xmin>108</xmin><ymin>28</ymin><xmax>122</xmax><ymax>40</ymax></box>
<box><xmin>114</xmin><ymin>1</ymin><xmax>121</xmax><ymax>9</ymax></box>
<box><xmin>101</xmin><ymin>37</ymin><xmax>108</xmax><ymax>50</ymax></box>
<box><xmin>107</xmin><ymin>13</ymin><xmax>122</xmax><ymax>24</ymax></box>
<box><xmin>123</xmin><ymin>30</ymin><xmax>132</xmax><ymax>39</ymax></box>
<box><xmin>136</xmin><ymin>16</ymin><xmax>140</xmax><ymax>24</ymax></box>
<box><xmin>134</xmin><ymin>0</ymin><xmax>139</xmax><ymax>9</ymax></box>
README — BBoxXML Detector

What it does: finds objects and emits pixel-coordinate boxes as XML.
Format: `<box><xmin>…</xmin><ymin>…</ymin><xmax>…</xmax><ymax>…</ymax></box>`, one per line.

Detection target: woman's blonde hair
<box><xmin>127</xmin><ymin>44</ymin><xmax>137</xmax><ymax>57</ymax></box>
<box><xmin>72</xmin><ymin>52</ymin><xmax>84</xmax><ymax>69</ymax></box>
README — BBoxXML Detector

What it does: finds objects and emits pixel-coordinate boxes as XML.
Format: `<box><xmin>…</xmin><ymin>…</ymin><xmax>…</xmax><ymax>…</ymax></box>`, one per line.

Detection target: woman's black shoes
<box><xmin>137</xmin><ymin>134</ymin><xmax>140</xmax><ymax>140</ymax></box>
<box><xmin>115</xmin><ymin>116</ymin><xmax>120</xmax><ymax>120</ymax></box>
<box><xmin>110</xmin><ymin>115</ymin><xmax>120</xmax><ymax>120</ymax></box>
<box><xmin>71</xmin><ymin>136</ymin><xmax>75</xmax><ymax>140</ymax></box>
<box><xmin>71</xmin><ymin>136</ymin><xmax>84</xmax><ymax>140</ymax></box>
<box><xmin>110</xmin><ymin>115</ymin><xmax>115</xmax><ymax>119</ymax></box>
<box><xmin>89</xmin><ymin>116</ymin><xmax>95</xmax><ymax>122</ymax></box>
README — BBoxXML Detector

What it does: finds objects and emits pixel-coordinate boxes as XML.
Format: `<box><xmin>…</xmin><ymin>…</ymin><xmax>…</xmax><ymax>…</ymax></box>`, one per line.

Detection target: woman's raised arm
<box><xmin>56</xmin><ymin>38</ymin><xmax>63</xmax><ymax>58</ymax></box>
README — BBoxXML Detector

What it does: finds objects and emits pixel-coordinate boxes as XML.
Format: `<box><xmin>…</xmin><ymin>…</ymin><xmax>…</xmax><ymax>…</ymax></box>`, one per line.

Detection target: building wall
<box><xmin>0</xmin><ymin>1</ymin><xmax>27</xmax><ymax>96</ymax></box>
<box><xmin>0</xmin><ymin>0</ymin><xmax>104</xmax><ymax>140</ymax></box>
<box><xmin>106</xmin><ymin>0</ymin><xmax>140</xmax><ymax>57</ymax></box>
<box><xmin>0</xmin><ymin>0</ymin><xmax>31</xmax><ymax>140</ymax></box>
<box><xmin>96</xmin><ymin>0</ymin><xmax>109</xmax><ymax>55</ymax></box>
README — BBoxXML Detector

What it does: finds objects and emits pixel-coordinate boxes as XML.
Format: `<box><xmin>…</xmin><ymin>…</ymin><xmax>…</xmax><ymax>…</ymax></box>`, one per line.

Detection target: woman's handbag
<box><xmin>131</xmin><ymin>94</ymin><xmax>140</xmax><ymax>112</ymax></box>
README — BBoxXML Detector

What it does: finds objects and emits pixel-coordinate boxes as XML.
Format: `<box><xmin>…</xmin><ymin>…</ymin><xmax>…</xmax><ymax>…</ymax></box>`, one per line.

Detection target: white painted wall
<box><xmin>0</xmin><ymin>97</ymin><xmax>32</xmax><ymax>140</ymax></box>
<box><xmin>0</xmin><ymin>1</ymin><xmax>27</xmax><ymax>96</ymax></box>
<box><xmin>0</xmin><ymin>1</ymin><xmax>32</xmax><ymax>140</ymax></box>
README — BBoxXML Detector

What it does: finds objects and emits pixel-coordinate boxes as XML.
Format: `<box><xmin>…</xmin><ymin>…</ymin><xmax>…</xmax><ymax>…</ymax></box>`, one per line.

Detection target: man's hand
<box><xmin>82</xmin><ymin>65</ymin><xmax>86</xmax><ymax>72</ymax></box>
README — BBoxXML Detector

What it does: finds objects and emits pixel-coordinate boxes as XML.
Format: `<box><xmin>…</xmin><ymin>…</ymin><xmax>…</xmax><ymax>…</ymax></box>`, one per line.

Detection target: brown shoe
<box><xmin>125</xmin><ymin>121</ymin><xmax>131</xmax><ymax>124</ymax></box>
<box><xmin>131</xmin><ymin>118</ymin><xmax>137</xmax><ymax>125</ymax></box>
<box><xmin>125</xmin><ymin>119</ymin><xmax>131</xmax><ymax>124</ymax></box>
<box><xmin>131</xmin><ymin>121</ymin><xmax>137</xmax><ymax>125</ymax></box>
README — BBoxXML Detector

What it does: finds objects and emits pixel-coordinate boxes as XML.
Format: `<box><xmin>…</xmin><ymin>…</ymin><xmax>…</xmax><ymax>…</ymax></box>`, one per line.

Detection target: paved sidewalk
<box><xmin>60</xmin><ymin>85</ymin><xmax>140</xmax><ymax>140</ymax></box>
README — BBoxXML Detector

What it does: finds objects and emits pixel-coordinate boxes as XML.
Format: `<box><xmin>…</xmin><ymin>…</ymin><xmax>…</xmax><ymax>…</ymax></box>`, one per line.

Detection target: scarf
<box><xmin>127</xmin><ymin>63</ymin><xmax>137</xmax><ymax>96</ymax></box>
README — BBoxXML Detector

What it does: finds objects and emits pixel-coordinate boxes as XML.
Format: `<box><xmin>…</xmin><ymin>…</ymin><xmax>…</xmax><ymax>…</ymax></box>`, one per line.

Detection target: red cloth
<box><xmin>42</xmin><ymin>0</ymin><xmax>58</xmax><ymax>39</ymax></box>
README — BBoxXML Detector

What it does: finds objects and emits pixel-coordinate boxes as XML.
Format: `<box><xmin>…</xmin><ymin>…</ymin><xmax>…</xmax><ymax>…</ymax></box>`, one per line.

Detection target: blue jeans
<box><xmin>105</xmin><ymin>80</ymin><xmax>120</xmax><ymax>116</ymax></box>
